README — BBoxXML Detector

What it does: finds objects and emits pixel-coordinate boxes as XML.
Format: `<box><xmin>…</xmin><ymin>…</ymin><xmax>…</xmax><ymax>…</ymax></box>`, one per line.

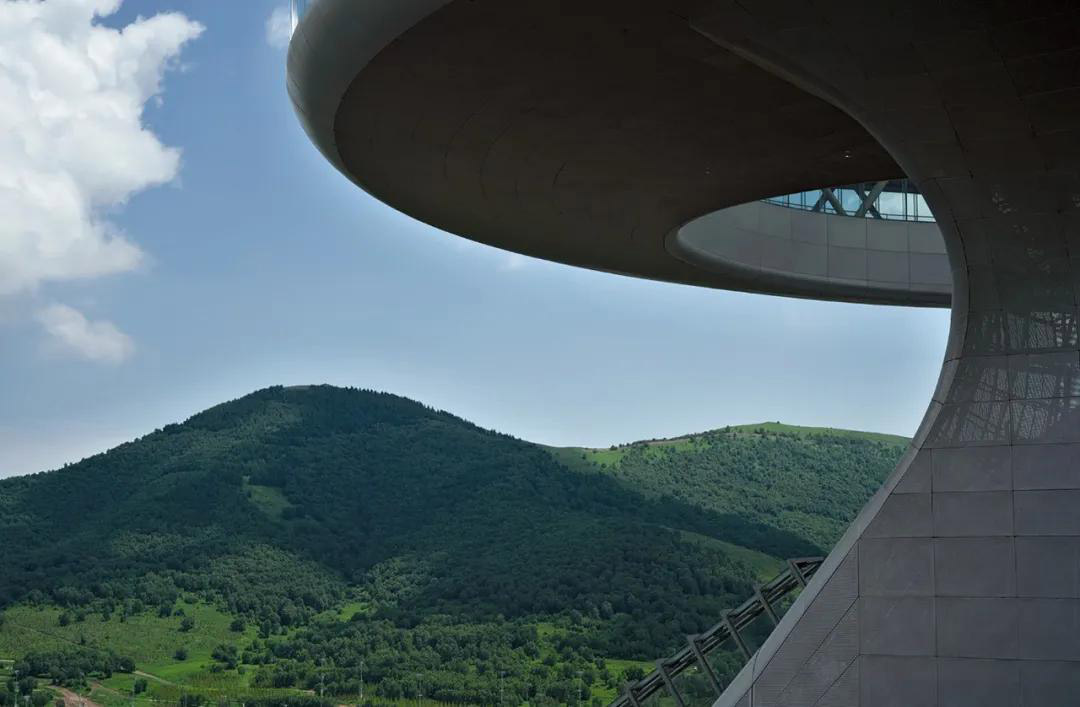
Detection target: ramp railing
<box><xmin>609</xmin><ymin>557</ymin><xmax>824</xmax><ymax>707</ymax></box>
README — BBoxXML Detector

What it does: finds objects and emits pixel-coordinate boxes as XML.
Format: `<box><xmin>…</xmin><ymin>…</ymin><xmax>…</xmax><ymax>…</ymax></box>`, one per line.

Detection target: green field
<box><xmin>0</xmin><ymin>605</ymin><xmax>655</xmax><ymax>707</ymax></box>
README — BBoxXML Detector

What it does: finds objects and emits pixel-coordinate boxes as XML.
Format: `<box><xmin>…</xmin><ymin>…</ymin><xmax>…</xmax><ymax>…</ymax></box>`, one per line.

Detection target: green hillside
<box><xmin>549</xmin><ymin>422</ymin><xmax>906</xmax><ymax>550</ymax></box>
<box><xmin>0</xmin><ymin>386</ymin><xmax>906</xmax><ymax>706</ymax></box>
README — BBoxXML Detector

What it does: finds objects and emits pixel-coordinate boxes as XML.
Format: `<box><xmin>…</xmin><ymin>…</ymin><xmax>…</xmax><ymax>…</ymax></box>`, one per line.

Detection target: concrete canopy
<box><xmin>287</xmin><ymin>0</ymin><xmax>910</xmax><ymax>304</ymax></box>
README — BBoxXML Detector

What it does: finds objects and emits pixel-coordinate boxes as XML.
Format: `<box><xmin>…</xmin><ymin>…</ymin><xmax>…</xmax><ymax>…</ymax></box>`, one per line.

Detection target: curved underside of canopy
<box><xmin>286</xmin><ymin>0</ymin><xmax>932</xmax><ymax>305</ymax></box>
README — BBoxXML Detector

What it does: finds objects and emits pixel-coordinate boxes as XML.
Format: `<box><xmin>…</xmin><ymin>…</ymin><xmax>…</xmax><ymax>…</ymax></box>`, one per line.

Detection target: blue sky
<box><xmin>0</xmin><ymin>0</ymin><xmax>950</xmax><ymax>478</ymax></box>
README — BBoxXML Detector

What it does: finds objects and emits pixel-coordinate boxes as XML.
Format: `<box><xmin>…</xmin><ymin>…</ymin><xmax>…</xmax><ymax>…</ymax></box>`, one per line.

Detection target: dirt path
<box><xmin>53</xmin><ymin>687</ymin><xmax>103</xmax><ymax>707</ymax></box>
<box><xmin>133</xmin><ymin>670</ymin><xmax>175</xmax><ymax>686</ymax></box>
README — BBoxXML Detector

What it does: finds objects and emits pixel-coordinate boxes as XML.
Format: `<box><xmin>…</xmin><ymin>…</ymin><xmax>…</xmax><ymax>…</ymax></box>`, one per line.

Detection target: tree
<box><xmin>180</xmin><ymin>617</ymin><xmax>195</xmax><ymax>632</ymax></box>
<box><xmin>174</xmin><ymin>648</ymin><xmax>189</xmax><ymax>661</ymax></box>
<box><xmin>134</xmin><ymin>679</ymin><xmax>148</xmax><ymax>695</ymax></box>
<box><xmin>229</xmin><ymin>618</ymin><xmax>245</xmax><ymax>633</ymax></box>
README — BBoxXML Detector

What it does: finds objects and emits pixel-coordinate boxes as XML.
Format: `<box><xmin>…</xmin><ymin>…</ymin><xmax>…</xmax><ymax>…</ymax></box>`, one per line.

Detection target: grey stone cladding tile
<box><xmin>934</xmin><ymin>537</ymin><xmax>1016</xmax><ymax>597</ymax></box>
<box><xmin>1012</xmin><ymin>443</ymin><xmax>1080</xmax><ymax>489</ymax></box>
<box><xmin>859</xmin><ymin>655</ymin><xmax>935</xmax><ymax>707</ymax></box>
<box><xmin>1019</xmin><ymin>660</ymin><xmax>1080</xmax><ymax>705</ymax></box>
<box><xmin>867</xmin><ymin>250</ymin><xmax>908</xmax><ymax>284</ymax></box>
<box><xmin>859</xmin><ymin>537</ymin><xmax>933</xmax><ymax>597</ymax></box>
<box><xmin>1015</xmin><ymin>489</ymin><xmax>1080</xmax><ymax>535</ymax></box>
<box><xmin>894</xmin><ymin>449</ymin><xmax>931</xmax><ymax>493</ymax></box>
<box><xmin>932</xmin><ymin>491</ymin><xmax>1013</xmax><ymax>536</ymax></box>
<box><xmin>864</xmin><ymin>493</ymin><xmax>932</xmax><ymax>538</ymax></box>
<box><xmin>931</xmin><ymin>446</ymin><xmax>1011</xmax><ymax>492</ymax></box>
<box><xmin>937</xmin><ymin>658</ymin><xmax>1020</xmax><ymax>707</ymax></box>
<box><xmin>1016</xmin><ymin>536</ymin><xmax>1080</xmax><ymax>597</ymax></box>
<box><xmin>859</xmin><ymin>596</ymin><xmax>934</xmax><ymax>656</ymax></box>
<box><xmin>827</xmin><ymin>216</ymin><xmax>866</xmax><ymax>249</ymax></box>
<box><xmin>937</xmin><ymin>597</ymin><xmax>1019</xmax><ymax>659</ymax></box>
<box><xmin>1019</xmin><ymin>598</ymin><xmax>1080</xmax><ymax>660</ymax></box>
<box><xmin>828</xmin><ymin>246</ymin><xmax>867</xmax><ymax>280</ymax></box>
<box><xmin>791</xmin><ymin>211</ymin><xmax>826</xmax><ymax>245</ymax></box>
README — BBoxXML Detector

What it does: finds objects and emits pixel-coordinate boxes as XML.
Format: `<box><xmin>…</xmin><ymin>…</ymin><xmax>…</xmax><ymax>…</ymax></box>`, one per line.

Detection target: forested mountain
<box><xmin>0</xmin><ymin>386</ymin><xmax>906</xmax><ymax>706</ymax></box>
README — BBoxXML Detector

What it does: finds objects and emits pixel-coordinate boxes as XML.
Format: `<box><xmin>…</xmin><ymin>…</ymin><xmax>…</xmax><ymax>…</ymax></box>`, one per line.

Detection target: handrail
<box><xmin>609</xmin><ymin>557</ymin><xmax>825</xmax><ymax>707</ymax></box>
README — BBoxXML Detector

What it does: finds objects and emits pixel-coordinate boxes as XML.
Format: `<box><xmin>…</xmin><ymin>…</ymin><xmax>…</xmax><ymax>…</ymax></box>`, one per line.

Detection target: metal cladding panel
<box><xmin>937</xmin><ymin>597</ymin><xmax>1020</xmax><ymax>659</ymax></box>
<box><xmin>862</xmin><ymin>493</ymin><xmax>931</xmax><ymax>538</ymax></box>
<box><xmin>937</xmin><ymin>659</ymin><xmax>1020</xmax><ymax>707</ymax></box>
<box><xmin>858</xmin><ymin>656</ymin><xmax>936</xmax><ymax>707</ymax></box>
<box><xmin>749</xmin><ymin>549</ymin><xmax>857</xmax><ymax>707</ymax></box>
<box><xmin>1012</xmin><ymin>443</ymin><xmax>1080</xmax><ymax>489</ymax></box>
<box><xmin>1015</xmin><ymin>537</ymin><xmax>1080</xmax><ymax>598</ymax></box>
<box><xmin>930</xmin><ymin>446</ymin><xmax>1011</xmax><ymax>492</ymax></box>
<box><xmin>774</xmin><ymin>605</ymin><xmax>857</xmax><ymax>707</ymax></box>
<box><xmin>812</xmin><ymin>659</ymin><xmax>857</xmax><ymax>707</ymax></box>
<box><xmin>858</xmin><ymin>537</ymin><xmax>933</xmax><ymax>598</ymax></box>
<box><xmin>931</xmin><ymin>491</ymin><xmax>1014</xmax><ymax>537</ymax></box>
<box><xmin>892</xmin><ymin>450</ymin><xmax>930</xmax><ymax>493</ymax></box>
<box><xmin>1018</xmin><ymin>599</ymin><xmax>1080</xmax><ymax>661</ymax></box>
<box><xmin>932</xmin><ymin>537</ymin><xmax>1016</xmax><ymax>597</ymax></box>
<box><xmin>857</xmin><ymin>596</ymin><xmax>934</xmax><ymax>657</ymax></box>
<box><xmin>1019</xmin><ymin>661</ymin><xmax>1080</xmax><ymax>705</ymax></box>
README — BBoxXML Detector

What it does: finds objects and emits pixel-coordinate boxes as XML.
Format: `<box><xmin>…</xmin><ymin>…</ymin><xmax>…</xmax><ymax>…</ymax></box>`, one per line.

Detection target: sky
<box><xmin>0</xmin><ymin>0</ymin><xmax>951</xmax><ymax>479</ymax></box>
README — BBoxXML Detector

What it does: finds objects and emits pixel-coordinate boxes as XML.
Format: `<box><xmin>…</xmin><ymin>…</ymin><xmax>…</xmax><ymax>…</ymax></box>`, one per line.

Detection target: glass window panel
<box><xmin>877</xmin><ymin>191</ymin><xmax>904</xmax><ymax>219</ymax></box>
<box><xmin>915</xmin><ymin>194</ymin><xmax>933</xmax><ymax>221</ymax></box>
<box><xmin>840</xmin><ymin>188</ymin><xmax>862</xmax><ymax>214</ymax></box>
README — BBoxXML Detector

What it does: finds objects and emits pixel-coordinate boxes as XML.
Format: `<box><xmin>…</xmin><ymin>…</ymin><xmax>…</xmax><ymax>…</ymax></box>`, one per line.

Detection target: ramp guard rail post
<box><xmin>609</xmin><ymin>557</ymin><xmax>824</xmax><ymax>707</ymax></box>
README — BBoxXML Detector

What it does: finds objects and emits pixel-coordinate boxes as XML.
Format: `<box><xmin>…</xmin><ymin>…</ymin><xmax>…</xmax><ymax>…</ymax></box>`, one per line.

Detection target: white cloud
<box><xmin>37</xmin><ymin>303</ymin><xmax>134</xmax><ymax>364</ymax></box>
<box><xmin>265</xmin><ymin>6</ymin><xmax>292</xmax><ymax>49</ymax></box>
<box><xmin>0</xmin><ymin>0</ymin><xmax>201</xmax><ymax>358</ymax></box>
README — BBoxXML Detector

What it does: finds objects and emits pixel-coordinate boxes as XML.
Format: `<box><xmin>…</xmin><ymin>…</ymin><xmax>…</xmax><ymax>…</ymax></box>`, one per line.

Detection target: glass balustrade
<box><xmin>763</xmin><ymin>179</ymin><xmax>935</xmax><ymax>222</ymax></box>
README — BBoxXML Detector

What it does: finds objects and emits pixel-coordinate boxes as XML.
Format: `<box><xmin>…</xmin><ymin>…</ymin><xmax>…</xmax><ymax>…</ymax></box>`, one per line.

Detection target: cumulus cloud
<box><xmin>0</xmin><ymin>0</ymin><xmax>202</xmax><ymax>360</ymax></box>
<box><xmin>265</xmin><ymin>5</ymin><xmax>292</xmax><ymax>49</ymax></box>
<box><xmin>37</xmin><ymin>303</ymin><xmax>135</xmax><ymax>364</ymax></box>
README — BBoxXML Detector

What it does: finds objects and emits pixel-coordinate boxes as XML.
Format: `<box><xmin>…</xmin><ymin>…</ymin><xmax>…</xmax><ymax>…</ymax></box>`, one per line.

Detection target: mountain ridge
<box><xmin>0</xmin><ymin>385</ymin><xmax>907</xmax><ymax>706</ymax></box>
